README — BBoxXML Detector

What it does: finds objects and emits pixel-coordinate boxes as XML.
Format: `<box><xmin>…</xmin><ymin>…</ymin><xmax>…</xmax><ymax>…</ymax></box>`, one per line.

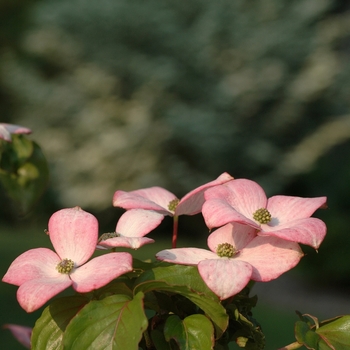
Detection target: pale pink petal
<box><xmin>113</xmin><ymin>187</ymin><xmax>176</xmax><ymax>215</ymax></box>
<box><xmin>267</xmin><ymin>195</ymin><xmax>327</xmax><ymax>223</ymax></box>
<box><xmin>48</xmin><ymin>207</ymin><xmax>98</xmax><ymax>266</ymax></box>
<box><xmin>198</xmin><ymin>259</ymin><xmax>252</xmax><ymax>300</ymax></box>
<box><xmin>156</xmin><ymin>248</ymin><xmax>217</xmax><ymax>265</ymax></box>
<box><xmin>205</xmin><ymin>179</ymin><xmax>267</xmax><ymax>219</ymax></box>
<box><xmin>207</xmin><ymin>223</ymin><xmax>257</xmax><ymax>252</ymax></box>
<box><xmin>116</xmin><ymin>209</ymin><xmax>164</xmax><ymax>237</ymax></box>
<box><xmin>175</xmin><ymin>172</ymin><xmax>234</xmax><ymax>216</ymax></box>
<box><xmin>17</xmin><ymin>276</ymin><xmax>72</xmax><ymax>313</ymax></box>
<box><xmin>235</xmin><ymin>236</ymin><xmax>303</xmax><ymax>281</ymax></box>
<box><xmin>2</xmin><ymin>248</ymin><xmax>61</xmax><ymax>286</ymax></box>
<box><xmin>0</xmin><ymin>123</ymin><xmax>31</xmax><ymax>142</ymax></box>
<box><xmin>3</xmin><ymin>324</ymin><xmax>32</xmax><ymax>348</ymax></box>
<box><xmin>202</xmin><ymin>199</ymin><xmax>259</xmax><ymax>229</ymax></box>
<box><xmin>0</xmin><ymin>125</ymin><xmax>11</xmax><ymax>141</ymax></box>
<box><xmin>97</xmin><ymin>236</ymin><xmax>155</xmax><ymax>250</ymax></box>
<box><xmin>70</xmin><ymin>252</ymin><xmax>133</xmax><ymax>293</ymax></box>
<box><xmin>261</xmin><ymin>217</ymin><xmax>327</xmax><ymax>249</ymax></box>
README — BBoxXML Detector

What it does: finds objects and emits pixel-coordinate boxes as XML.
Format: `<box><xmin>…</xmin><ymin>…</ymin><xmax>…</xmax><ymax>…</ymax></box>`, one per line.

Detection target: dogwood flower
<box><xmin>2</xmin><ymin>207</ymin><xmax>133</xmax><ymax>312</ymax></box>
<box><xmin>156</xmin><ymin>223</ymin><xmax>303</xmax><ymax>300</ymax></box>
<box><xmin>0</xmin><ymin>123</ymin><xmax>31</xmax><ymax>142</ymax></box>
<box><xmin>113</xmin><ymin>172</ymin><xmax>234</xmax><ymax>247</ymax></box>
<box><xmin>97</xmin><ymin>209</ymin><xmax>163</xmax><ymax>250</ymax></box>
<box><xmin>3</xmin><ymin>324</ymin><xmax>32</xmax><ymax>349</ymax></box>
<box><xmin>112</xmin><ymin>172</ymin><xmax>233</xmax><ymax>217</ymax></box>
<box><xmin>202</xmin><ymin>179</ymin><xmax>327</xmax><ymax>249</ymax></box>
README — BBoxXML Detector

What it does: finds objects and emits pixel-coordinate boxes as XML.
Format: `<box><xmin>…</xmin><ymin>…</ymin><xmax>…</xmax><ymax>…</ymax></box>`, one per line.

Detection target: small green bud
<box><xmin>216</xmin><ymin>243</ymin><xmax>236</xmax><ymax>258</ymax></box>
<box><xmin>253</xmin><ymin>208</ymin><xmax>272</xmax><ymax>224</ymax></box>
<box><xmin>56</xmin><ymin>258</ymin><xmax>74</xmax><ymax>274</ymax></box>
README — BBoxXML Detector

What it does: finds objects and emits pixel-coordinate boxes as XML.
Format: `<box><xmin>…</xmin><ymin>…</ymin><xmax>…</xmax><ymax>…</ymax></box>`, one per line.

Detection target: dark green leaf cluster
<box><xmin>31</xmin><ymin>260</ymin><xmax>266</xmax><ymax>349</ymax></box>
<box><xmin>292</xmin><ymin>311</ymin><xmax>350</xmax><ymax>349</ymax></box>
<box><xmin>0</xmin><ymin>135</ymin><xmax>49</xmax><ymax>216</ymax></box>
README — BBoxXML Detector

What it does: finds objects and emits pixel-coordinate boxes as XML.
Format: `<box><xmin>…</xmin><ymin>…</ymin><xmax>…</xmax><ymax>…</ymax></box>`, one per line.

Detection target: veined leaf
<box><xmin>63</xmin><ymin>292</ymin><xmax>148</xmax><ymax>350</ymax></box>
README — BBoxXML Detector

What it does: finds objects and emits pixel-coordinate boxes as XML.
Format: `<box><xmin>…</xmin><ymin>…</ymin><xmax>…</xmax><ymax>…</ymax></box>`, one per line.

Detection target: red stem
<box><xmin>172</xmin><ymin>215</ymin><xmax>179</xmax><ymax>248</ymax></box>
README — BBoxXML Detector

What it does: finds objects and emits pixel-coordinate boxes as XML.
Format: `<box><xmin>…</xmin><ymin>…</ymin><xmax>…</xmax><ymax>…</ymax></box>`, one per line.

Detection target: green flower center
<box><xmin>56</xmin><ymin>258</ymin><xmax>75</xmax><ymax>274</ymax></box>
<box><xmin>253</xmin><ymin>208</ymin><xmax>272</xmax><ymax>224</ymax></box>
<box><xmin>168</xmin><ymin>198</ymin><xmax>180</xmax><ymax>212</ymax></box>
<box><xmin>98</xmin><ymin>232</ymin><xmax>120</xmax><ymax>242</ymax></box>
<box><xmin>216</xmin><ymin>243</ymin><xmax>236</xmax><ymax>258</ymax></box>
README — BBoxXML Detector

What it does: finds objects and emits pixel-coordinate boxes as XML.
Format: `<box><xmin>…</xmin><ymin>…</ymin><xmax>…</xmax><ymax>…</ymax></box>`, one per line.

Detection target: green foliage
<box><xmin>0</xmin><ymin>135</ymin><xmax>49</xmax><ymax>216</ymax></box>
<box><xmin>31</xmin><ymin>296</ymin><xmax>89</xmax><ymax>350</ymax></box>
<box><xmin>164</xmin><ymin>314</ymin><xmax>215</xmax><ymax>350</ymax></box>
<box><xmin>64</xmin><ymin>292</ymin><xmax>148</xmax><ymax>350</ymax></box>
<box><xmin>134</xmin><ymin>263</ymin><xmax>228</xmax><ymax>338</ymax></box>
<box><xmin>29</xmin><ymin>260</ymin><xmax>266</xmax><ymax>349</ymax></box>
<box><xmin>293</xmin><ymin>312</ymin><xmax>350</xmax><ymax>350</ymax></box>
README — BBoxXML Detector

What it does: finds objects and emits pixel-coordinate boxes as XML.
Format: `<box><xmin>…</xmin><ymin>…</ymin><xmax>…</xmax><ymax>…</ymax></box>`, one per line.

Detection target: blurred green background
<box><xmin>1</xmin><ymin>0</ymin><xmax>350</xmax><ymax>348</ymax></box>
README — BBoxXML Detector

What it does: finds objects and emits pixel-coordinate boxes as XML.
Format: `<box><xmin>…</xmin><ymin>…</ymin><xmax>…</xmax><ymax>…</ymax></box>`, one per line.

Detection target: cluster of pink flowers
<box><xmin>2</xmin><ymin>173</ymin><xmax>327</xmax><ymax>312</ymax></box>
<box><xmin>156</xmin><ymin>178</ymin><xmax>327</xmax><ymax>299</ymax></box>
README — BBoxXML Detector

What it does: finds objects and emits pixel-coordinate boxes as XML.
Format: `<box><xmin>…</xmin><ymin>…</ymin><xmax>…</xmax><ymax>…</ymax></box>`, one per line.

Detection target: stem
<box><xmin>278</xmin><ymin>341</ymin><xmax>303</xmax><ymax>350</ymax></box>
<box><xmin>172</xmin><ymin>215</ymin><xmax>179</xmax><ymax>248</ymax></box>
<box><xmin>143</xmin><ymin>329</ymin><xmax>152</xmax><ymax>349</ymax></box>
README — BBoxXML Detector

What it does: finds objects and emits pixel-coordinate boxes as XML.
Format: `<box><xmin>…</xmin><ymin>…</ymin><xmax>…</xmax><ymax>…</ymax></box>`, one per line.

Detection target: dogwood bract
<box><xmin>156</xmin><ymin>223</ymin><xmax>303</xmax><ymax>300</ymax></box>
<box><xmin>2</xmin><ymin>207</ymin><xmax>133</xmax><ymax>312</ymax></box>
<box><xmin>3</xmin><ymin>324</ymin><xmax>32</xmax><ymax>349</ymax></box>
<box><xmin>202</xmin><ymin>178</ymin><xmax>327</xmax><ymax>249</ymax></box>
<box><xmin>97</xmin><ymin>209</ymin><xmax>163</xmax><ymax>250</ymax></box>
<box><xmin>0</xmin><ymin>123</ymin><xmax>32</xmax><ymax>142</ymax></box>
<box><xmin>113</xmin><ymin>172</ymin><xmax>233</xmax><ymax>247</ymax></box>
<box><xmin>112</xmin><ymin>172</ymin><xmax>233</xmax><ymax>217</ymax></box>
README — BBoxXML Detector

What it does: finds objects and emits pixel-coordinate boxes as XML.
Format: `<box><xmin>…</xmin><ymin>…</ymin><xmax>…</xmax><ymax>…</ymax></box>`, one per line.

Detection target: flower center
<box><xmin>168</xmin><ymin>198</ymin><xmax>180</xmax><ymax>212</ymax></box>
<box><xmin>98</xmin><ymin>232</ymin><xmax>120</xmax><ymax>242</ymax></box>
<box><xmin>216</xmin><ymin>243</ymin><xmax>236</xmax><ymax>258</ymax></box>
<box><xmin>56</xmin><ymin>258</ymin><xmax>74</xmax><ymax>274</ymax></box>
<box><xmin>253</xmin><ymin>208</ymin><xmax>272</xmax><ymax>224</ymax></box>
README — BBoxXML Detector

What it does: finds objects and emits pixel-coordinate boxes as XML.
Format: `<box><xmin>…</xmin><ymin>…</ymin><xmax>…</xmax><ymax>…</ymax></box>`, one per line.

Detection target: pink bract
<box><xmin>112</xmin><ymin>172</ymin><xmax>233</xmax><ymax>217</ymax></box>
<box><xmin>202</xmin><ymin>178</ymin><xmax>327</xmax><ymax>249</ymax></box>
<box><xmin>156</xmin><ymin>223</ymin><xmax>303</xmax><ymax>300</ymax></box>
<box><xmin>3</xmin><ymin>324</ymin><xmax>32</xmax><ymax>349</ymax></box>
<box><xmin>0</xmin><ymin>123</ymin><xmax>32</xmax><ymax>142</ymax></box>
<box><xmin>2</xmin><ymin>207</ymin><xmax>133</xmax><ymax>312</ymax></box>
<box><xmin>97</xmin><ymin>209</ymin><xmax>163</xmax><ymax>250</ymax></box>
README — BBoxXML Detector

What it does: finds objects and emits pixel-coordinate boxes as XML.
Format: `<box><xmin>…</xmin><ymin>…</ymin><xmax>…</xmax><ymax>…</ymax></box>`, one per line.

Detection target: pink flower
<box><xmin>2</xmin><ymin>207</ymin><xmax>133</xmax><ymax>312</ymax></box>
<box><xmin>3</xmin><ymin>324</ymin><xmax>32</xmax><ymax>349</ymax></box>
<box><xmin>112</xmin><ymin>172</ymin><xmax>234</xmax><ymax>217</ymax></box>
<box><xmin>156</xmin><ymin>223</ymin><xmax>303</xmax><ymax>300</ymax></box>
<box><xmin>202</xmin><ymin>179</ymin><xmax>327</xmax><ymax>249</ymax></box>
<box><xmin>0</xmin><ymin>123</ymin><xmax>31</xmax><ymax>142</ymax></box>
<box><xmin>97</xmin><ymin>209</ymin><xmax>164</xmax><ymax>250</ymax></box>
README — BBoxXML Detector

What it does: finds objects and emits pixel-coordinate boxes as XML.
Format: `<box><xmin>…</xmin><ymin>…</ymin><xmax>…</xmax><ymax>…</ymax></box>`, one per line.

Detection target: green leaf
<box><xmin>134</xmin><ymin>264</ymin><xmax>228</xmax><ymax>338</ymax></box>
<box><xmin>150</xmin><ymin>329</ymin><xmax>172</xmax><ymax>350</ymax></box>
<box><xmin>0</xmin><ymin>138</ymin><xmax>49</xmax><ymax>215</ymax></box>
<box><xmin>164</xmin><ymin>314</ymin><xmax>214</xmax><ymax>350</ymax></box>
<box><xmin>295</xmin><ymin>320</ymin><xmax>322</xmax><ymax>349</ymax></box>
<box><xmin>135</xmin><ymin>264</ymin><xmax>218</xmax><ymax>298</ymax></box>
<box><xmin>11</xmin><ymin>135</ymin><xmax>34</xmax><ymax>161</ymax></box>
<box><xmin>31</xmin><ymin>295</ymin><xmax>89</xmax><ymax>350</ymax></box>
<box><xmin>92</xmin><ymin>280</ymin><xmax>133</xmax><ymax>300</ymax></box>
<box><xmin>63</xmin><ymin>292</ymin><xmax>148</xmax><ymax>350</ymax></box>
<box><xmin>316</xmin><ymin>315</ymin><xmax>350</xmax><ymax>349</ymax></box>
